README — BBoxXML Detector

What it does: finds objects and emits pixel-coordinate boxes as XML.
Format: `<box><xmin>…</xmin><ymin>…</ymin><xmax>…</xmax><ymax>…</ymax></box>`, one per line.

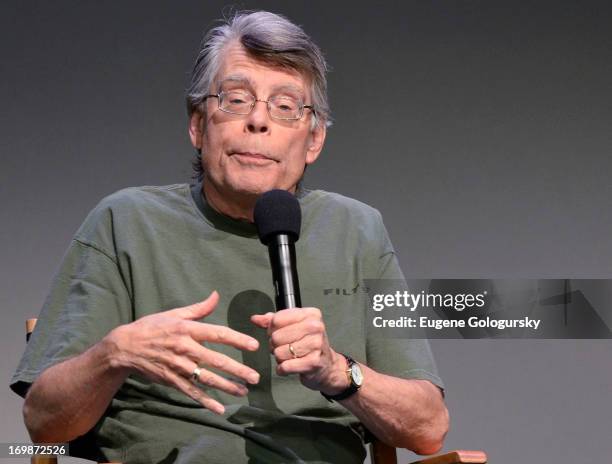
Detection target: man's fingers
<box><xmin>276</xmin><ymin>351</ymin><xmax>320</xmax><ymax>376</ymax></box>
<box><xmin>190</xmin><ymin>366</ymin><xmax>250</xmax><ymax>398</ymax></box>
<box><xmin>269</xmin><ymin>319</ymin><xmax>324</xmax><ymax>348</ymax></box>
<box><xmin>182</xmin><ymin>339</ymin><xmax>260</xmax><ymax>385</ymax></box>
<box><xmin>272</xmin><ymin>334</ymin><xmax>320</xmax><ymax>362</ymax></box>
<box><xmin>187</xmin><ymin>322</ymin><xmax>259</xmax><ymax>351</ymax></box>
<box><xmin>169</xmin><ymin>370</ymin><xmax>226</xmax><ymax>415</ymax></box>
<box><xmin>170</xmin><ymin>354</ymin><xmax>250</xmax><ymax>398</ymax></box>
<box><xmin>266</xmin><ymin>307</ymin><xmax>321</xmax><ymax>332</ymax></box>
<box><xmin>168</xmin><ymin>291</ymin><xmax>220</xmax><ymax>320</ymax></box>
<box><xmin>250</xmin><ymin>312</ymin><xmax>274</xmax><ymax>328</ymax></box>
<box><xmin>146</xmin><ymin>357</ymin><xmax>226</xmax><ymax>414</ymax></box>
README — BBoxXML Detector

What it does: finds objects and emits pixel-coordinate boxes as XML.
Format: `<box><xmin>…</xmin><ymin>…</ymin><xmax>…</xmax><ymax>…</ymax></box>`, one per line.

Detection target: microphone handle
<box><xmin>267</xmin><ymin>234</ymin><xmax>302</xmax><ymax>310</ymax></box>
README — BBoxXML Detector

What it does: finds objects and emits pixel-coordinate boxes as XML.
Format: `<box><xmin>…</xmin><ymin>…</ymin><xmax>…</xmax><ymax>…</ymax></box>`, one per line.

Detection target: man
<box><xmin>11</xmin><ymin>11</ymin><xmax>448</xmax><ymax>463</ymax></box>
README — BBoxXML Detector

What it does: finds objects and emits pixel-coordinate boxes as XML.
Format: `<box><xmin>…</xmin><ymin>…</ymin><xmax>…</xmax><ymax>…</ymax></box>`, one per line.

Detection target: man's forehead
<box><xmin>218</xmin><ymin>74</ymin><xmax>306</xmax><ymax>96</ymax></box>
<box><xmin>214</xmin><ymin>44</ymin><xmax>309</xmax><ymax>94</ymax></box>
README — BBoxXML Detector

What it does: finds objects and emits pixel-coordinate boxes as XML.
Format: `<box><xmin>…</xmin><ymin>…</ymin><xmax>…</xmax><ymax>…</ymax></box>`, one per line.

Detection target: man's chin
<box><xmin>206</xmin><ymin>172</ymin><xmax>297</xmax><ymax>199</ymax></box>
<box><xmin>227</xmin><ymin>178</ymin><xmax>292</xmax><ymax>197</ymax></box>
<box><xmin>226</xmin><ymin>182</ymin><xmax>278</xmax><ymax>198</ymax></box>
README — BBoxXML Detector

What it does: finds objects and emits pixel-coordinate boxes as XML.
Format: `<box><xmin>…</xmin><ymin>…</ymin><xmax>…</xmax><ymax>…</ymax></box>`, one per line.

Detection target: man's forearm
<box><xmin>337</xmin><ymin>362</ymin><xmax>449</xmax><ymax>455</ymax></box>
<box><xmin>23</xmin><ymin>334</ymin><xmax>129</xmax><ymax>443</ymax></box>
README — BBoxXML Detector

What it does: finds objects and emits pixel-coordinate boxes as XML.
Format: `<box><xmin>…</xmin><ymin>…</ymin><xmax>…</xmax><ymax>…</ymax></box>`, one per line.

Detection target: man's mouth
<box><xmin>231</xmin><ymin>152</ymin><xmax>276</xmax><ymax>162</ymax></box>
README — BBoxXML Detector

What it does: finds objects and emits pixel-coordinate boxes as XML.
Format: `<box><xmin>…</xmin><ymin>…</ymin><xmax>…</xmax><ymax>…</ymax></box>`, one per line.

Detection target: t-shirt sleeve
<box><xmin>364</xmin><ymin>211</ymin><xmax>445</xmax><ymax>393</ymax></box>
<box><xmin>10</xmin><ymin>204</ymin><xmax>132</xmax><ymax>398</ymax></box>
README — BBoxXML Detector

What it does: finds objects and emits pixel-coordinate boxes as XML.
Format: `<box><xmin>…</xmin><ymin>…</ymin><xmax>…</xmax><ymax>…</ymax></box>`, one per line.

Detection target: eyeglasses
<box><xmin>204</xmin><ymin>90</ymin><xmax>315</xmax><ymax>121</ymax></box>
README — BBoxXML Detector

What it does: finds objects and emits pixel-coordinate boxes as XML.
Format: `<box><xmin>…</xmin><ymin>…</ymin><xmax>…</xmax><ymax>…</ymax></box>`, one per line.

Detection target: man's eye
<box><xmin>273</xmin><ymin>98</ymin><xmax>298</xmax><ymax>111</ymax></box>
<box><xmin>224</xmin><ymin>91</ymin><xmax>251</xmax><ymax>105</ymax></box>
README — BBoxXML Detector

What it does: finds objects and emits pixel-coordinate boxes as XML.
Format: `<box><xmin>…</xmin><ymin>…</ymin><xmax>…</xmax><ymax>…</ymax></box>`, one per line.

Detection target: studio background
<box><xmin>1</xmin><ymin>1</ymin><xmax>611</xmax><ymax>463</ymax></box>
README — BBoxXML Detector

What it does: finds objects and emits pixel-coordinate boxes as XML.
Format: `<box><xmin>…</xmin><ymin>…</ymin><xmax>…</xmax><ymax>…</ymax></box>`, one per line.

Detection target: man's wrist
<box><xmin>319</xmin><ymin>350</ymin><xmax>351</xmax><ymax>396</ymax></box>
<box><xmin>101</xmin><ymin>326</ymin><xmax>132</xmax><ymax>375</ymax></box>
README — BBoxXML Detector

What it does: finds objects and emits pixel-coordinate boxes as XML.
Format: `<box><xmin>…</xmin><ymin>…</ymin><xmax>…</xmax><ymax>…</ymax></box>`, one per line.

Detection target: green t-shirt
<box><xmin>11</xmin><ymin>183</ymin><xmax>443</xmax><ymax>464</ymax></box>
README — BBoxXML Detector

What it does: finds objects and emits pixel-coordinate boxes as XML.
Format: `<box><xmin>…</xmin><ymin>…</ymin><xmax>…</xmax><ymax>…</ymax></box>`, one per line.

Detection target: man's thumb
<box><xmin>251</xmin><ymin>312</ymin><xmax>274</xmax><ymax>328</ymax></box>
<box><xmin>175</xmin><ymin>290</ymin><xmax>219</xmax><ymax>320</ymax></box>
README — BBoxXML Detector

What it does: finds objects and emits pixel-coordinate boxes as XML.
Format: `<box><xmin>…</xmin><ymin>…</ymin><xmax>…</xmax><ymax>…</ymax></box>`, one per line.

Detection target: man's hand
<box><xmin>250</xmin><ymin>308</ymin><xmax>348</xmax><ymax>395</ymax></box>
<box><xmin>104</xmin><ymin>291</ymin><xmax>261</xmax><ymax>414</ymax></box>
<box><xmin>250</xmin><ymin>308</ymin><xmax>448</xmax><ymax>453</ymax></box>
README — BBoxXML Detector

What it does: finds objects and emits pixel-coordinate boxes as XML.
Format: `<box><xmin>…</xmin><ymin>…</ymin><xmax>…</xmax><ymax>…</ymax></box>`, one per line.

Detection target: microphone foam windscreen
<box><xmin>254</xmin><ymin>189</ymin><xmax>302</xmax><ymax>245</ymax></box>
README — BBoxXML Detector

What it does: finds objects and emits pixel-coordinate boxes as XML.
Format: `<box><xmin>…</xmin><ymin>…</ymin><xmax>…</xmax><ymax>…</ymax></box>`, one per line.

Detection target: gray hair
<box><xmin>186</xmin><ymin>11</ymin><xmax>331</xmax><ymax>128</ymax></box>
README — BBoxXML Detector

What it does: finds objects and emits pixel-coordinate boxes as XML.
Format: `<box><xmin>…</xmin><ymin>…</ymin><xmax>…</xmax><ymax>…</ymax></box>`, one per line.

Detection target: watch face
<box><xmin>351</xmin><ymin>363</ymin><xmax>364</xmax><ymax>386</ymax></box>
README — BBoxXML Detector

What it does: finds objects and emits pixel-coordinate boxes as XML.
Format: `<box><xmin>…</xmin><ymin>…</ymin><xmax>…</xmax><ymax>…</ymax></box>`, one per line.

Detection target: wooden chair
<box><xmin>26</xmin><ymin>319</ymin><xmax>487</xmax><ymax>464</ymax></box>
<box><xmin>371</xmin><ymin>441</ymin><xmax>487</xmax><ymax>464</ymax></box>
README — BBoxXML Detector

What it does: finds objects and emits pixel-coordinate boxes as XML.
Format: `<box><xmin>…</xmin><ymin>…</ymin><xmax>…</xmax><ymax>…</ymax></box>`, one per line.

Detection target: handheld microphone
<box><xmin>254</xmin><ymin>190</ymin><xmax>302</xmax><ymax>311</ymax></box>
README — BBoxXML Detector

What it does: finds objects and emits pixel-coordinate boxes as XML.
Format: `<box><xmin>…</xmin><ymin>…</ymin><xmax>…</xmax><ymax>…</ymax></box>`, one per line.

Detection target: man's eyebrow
<box><xmin>270</xmin><ymin>84</ymin><xmax>305</xmax><ymax>96</ymax></box>
<box><xmin>219</xmin><ymin>75</ymin><xmax>252</xmax><ymax>87</ymax></box>
<box><xmin>220</xmin><ymin>74</ymin><xmax>251</xmax><ymax>84</ymax></box>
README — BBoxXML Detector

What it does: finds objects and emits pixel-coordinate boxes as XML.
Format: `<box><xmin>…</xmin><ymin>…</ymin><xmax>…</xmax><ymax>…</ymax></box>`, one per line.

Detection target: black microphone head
<box><xmin>254</xmin><ymin>189</ymin><xmax>302</xmax><ymax>245</ymax></box>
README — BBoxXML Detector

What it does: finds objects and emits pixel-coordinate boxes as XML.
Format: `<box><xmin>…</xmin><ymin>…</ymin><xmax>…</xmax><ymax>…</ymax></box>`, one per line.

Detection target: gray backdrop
<box><xmin>1</xmin><ymin>1</ymin><xmax>611</xmax><ymax>463</ymax></box>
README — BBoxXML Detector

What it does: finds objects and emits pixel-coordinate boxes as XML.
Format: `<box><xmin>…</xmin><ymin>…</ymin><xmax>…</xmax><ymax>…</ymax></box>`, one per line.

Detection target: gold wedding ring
<box><xmin>289</xmin><ymin>344</ymin><xmax>298</xmax><ymax>359</ymax></box>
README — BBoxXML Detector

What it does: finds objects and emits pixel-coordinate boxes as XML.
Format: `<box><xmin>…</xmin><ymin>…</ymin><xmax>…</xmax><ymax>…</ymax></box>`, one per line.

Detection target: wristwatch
<box><xmin>321</xmin><ymin>353</ymin><xmax>363</xmax><ymax>402</ymax></box>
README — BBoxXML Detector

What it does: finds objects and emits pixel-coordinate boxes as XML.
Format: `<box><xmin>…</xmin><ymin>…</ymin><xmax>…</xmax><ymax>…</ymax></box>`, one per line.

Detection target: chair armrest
<box><xmin>31</xmin><ymin>457</ymin><xmax>57</xmax><ymax>464</ymax></box>
<box><xmin>409</xmin><ymin>450</ymin><xmax>487</xmax><ymax>464</ymax></box>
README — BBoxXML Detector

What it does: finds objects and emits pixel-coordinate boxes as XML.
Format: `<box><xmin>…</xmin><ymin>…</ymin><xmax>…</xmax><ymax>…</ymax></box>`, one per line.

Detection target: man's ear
<box><xmin>189</xmin><ymin>111</ymin><xmax>205</xmax><ymax>150</ymax></box>
<box><xmin>305</xmin><ymin>123</ymin><xmax>326</xmax><ymax>165</ymax></box>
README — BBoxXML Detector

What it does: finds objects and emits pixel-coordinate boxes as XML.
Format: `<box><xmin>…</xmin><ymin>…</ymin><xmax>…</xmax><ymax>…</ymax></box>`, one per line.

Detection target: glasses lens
<box><xmin>219</xmin><ymin>91</ymin><xmax>254</xmax><ymax>115</ymax></box>
<box><xmin>269</xmin><ymin>96</ymin><xmax>301</xmax><ymax>120</ymax></box>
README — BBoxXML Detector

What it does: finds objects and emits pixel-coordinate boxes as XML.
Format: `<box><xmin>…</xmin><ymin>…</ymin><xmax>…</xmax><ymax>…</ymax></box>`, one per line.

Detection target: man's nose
<box><xmin>246</xmin><ymin>100</ymin><xmax>270</xmax><ymax>134</ymax></box>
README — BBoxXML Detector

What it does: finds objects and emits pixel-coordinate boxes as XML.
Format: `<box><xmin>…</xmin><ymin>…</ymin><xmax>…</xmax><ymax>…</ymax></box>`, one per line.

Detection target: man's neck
<box><xmin>202</xmin><ymin>181</ymin><xmax>256</xmax><ymax>222</ymax></box>
<box><xmin>202</xmin><ymin>178</ymin><xmax>297</xmax><ymax>223</ymax></box>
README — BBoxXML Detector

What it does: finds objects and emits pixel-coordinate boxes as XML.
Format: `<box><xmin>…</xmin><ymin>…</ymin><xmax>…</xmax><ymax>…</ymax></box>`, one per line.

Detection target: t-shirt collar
<box><xmin>190</xmin><ymin>181</ymin><xmax>309</xmax><ymax>237</ymax></box>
